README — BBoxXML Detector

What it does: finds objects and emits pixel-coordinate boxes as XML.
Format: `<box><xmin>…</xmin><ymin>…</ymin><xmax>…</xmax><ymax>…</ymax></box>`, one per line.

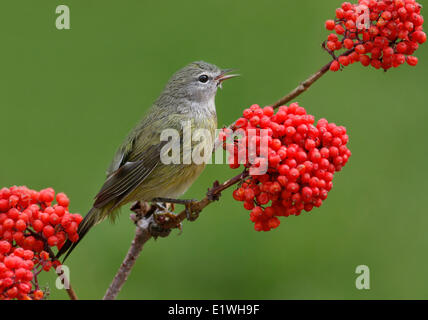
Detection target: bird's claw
<box><xmin>150</xmin><ymin>197</ymin><xmax>200</xmax><ymax>223</ymax></box>
<box><xmin>153</xmin><ymin>204</ymin><xmax>180</xmax><ymax>224</ymax></box>
<box><xmin>148</xmin><ymin>203</ymin><xmax>179</xmax><ymax>237</ymax></box>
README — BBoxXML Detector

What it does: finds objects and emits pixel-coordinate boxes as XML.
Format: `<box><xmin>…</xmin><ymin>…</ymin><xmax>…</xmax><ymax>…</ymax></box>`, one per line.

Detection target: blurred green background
<box><xmin>1</xmin><ymin>0</ymin><xmax>427</xmax><ymax>300</ymax></box>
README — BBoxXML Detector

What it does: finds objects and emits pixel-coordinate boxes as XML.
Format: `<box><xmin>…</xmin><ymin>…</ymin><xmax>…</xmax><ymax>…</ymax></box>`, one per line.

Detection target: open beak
<box><xmin>215</xmin><ymin>69</ymin><xmax>239</xmax><ymax>88</ymax></box>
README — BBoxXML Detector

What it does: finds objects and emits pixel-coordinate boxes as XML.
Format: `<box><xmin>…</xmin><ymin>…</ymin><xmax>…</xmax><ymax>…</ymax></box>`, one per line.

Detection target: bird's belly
<box><xmin>123</xmin><ymin>114</ymin><xmax>216</xmax><ymax>204</ymax></box>
<box><xmin>160</xmin><ymin>164</ymin><xmax>206</xmax><ymax>199</ymax></box>
<box><xmin>125</xmin><ymin>163</ymin><xmax>206</xmax><ymax>203</ymax></box>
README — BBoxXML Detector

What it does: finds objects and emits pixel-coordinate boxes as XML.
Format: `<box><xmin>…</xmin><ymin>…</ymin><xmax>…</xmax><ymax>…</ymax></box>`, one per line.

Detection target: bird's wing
<box><xmin>93</xmin><ymin>143</ymin><xmax>164</xmax><ymax>209</ymax></box>
<box><xmin>93</xmin><ymin>112</ymin><xmax>185</xmax><ymax>210</ymax></box>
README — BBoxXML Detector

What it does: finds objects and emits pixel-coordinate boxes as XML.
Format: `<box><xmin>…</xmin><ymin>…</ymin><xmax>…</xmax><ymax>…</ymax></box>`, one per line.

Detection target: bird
<box><xmin>57</xmin><ymin>61</ymin><xmax>238</xmax><ymax>260</ymax></box>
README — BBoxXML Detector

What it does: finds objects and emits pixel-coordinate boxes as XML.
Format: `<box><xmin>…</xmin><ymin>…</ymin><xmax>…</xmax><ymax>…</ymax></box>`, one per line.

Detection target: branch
<box><xmin>103</xmin><ymin>171</ymin><xmax>247</xmax><ymax>300</ymax></box>
<box><xmin>65</xmin><ymin>285</ymin><xmax>78</xmax><ymax>300</ymax></box>
<box><xmin>271</xmin><ymin>61</ymin><xmax>332</xmax><ymax>109</ymax></box>
<box><xmin>271</xmin><ymin>48</ymin><xmax>355</xmax><ymax>108</ymax></box>
<box><xmin>103</xmin><ymin>49</ymin><xmax>356</xmax><ymax>299</ymax></box>
<box><xmin>103</xmin><ymin>205</ymin><xmax>153</xmax><ymax>300</ymax></box>
<box><xmin>56</xmin><ymin>268</ymin><xmax>78</xmax><ymax>300</ymax></box>
<box><xmin>214</xmin><ymin>49</ymin><xmax>353</xmax><ymax>150</ymax></box>
<box><xmin>273</xmin><ymin>47</ymin><xmax>357</xmax><ymax>108</ymax></box>
<box><xmin>52</xmin><ymin>251</ymin><xmax>79</xmax><ymax>300</ymax></box>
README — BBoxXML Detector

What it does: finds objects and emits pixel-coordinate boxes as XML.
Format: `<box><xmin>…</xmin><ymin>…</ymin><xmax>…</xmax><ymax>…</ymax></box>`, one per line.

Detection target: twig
<box><xmin>53</xmin><ymin>253</ymin><xmax>79</xmax><ymax>300</ymax></box>
<box><xmin>65</xmin><ymin>286</ymin><xmax>78</xmax><ymax>300</ymax></box>
<box><xmin>271</xmin><ymin>48</ymin><xmax>354</xmax><ymax>109</ymax></box>
<box><xmin>214</xmin><ymin>49</ymin><xmax>354</xmax><ymax>150</ymax></box>
<box><xmin>103</xmin><ymin>215</ymin><xmax>153</xmax><ymax>300</ymax></box>
<box><xmin>103</xmin><ymin>171</ymin><xmax>247</xmax><ymax>300</ymax></box>
<box><xmin>54</xmin><ymin>263</ymin><xmax>78</xmax><ymax>300</ymax></box>
<box><xmin>271</xmin><ymin>62</ymin><xmax>332</xmax><ymax>109</ymax></box>
<box><xmin>60</xmin><ymin>277</ymin><xmax>78</xmax><ymax>300</ymax></box>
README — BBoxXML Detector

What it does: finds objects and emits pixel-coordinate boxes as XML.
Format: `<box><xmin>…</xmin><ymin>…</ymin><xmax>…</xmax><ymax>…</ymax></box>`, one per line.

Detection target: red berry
<box><xmin>228</xmin><ymin>102</ymin><xmax>351</xmax><ymax>232</ymax></box>
<box><xmin>335</xmin><ymin>24</ymin><xmax>345</xmax><ymax>35</ymax></box>
<box><xmin>34</xmin><ymin>290</ymin><xmax>44</xmax><ymax>300</ymax></box>
<box><xmin>263</xmin><ymin>106</ymin><xmax>274</xmax><ymax>117</ymax></box>
<box><xmin>0</xmin><ymin>199</ymin><xmax>9</xmax><ymax>212</ymax></box>
<box><xmin>338</xmin><ymin>56</ymin><xmax>350</xmax><ymax>66</ymax></box>
<box><xmin>327</xmin><ymin>41</ymin><xmax>337</xmax><ymax>51</ymax></box>
<box><xmin>39</xmin><ymin>190</ymin><xmax>54</xmax><ymax>203</ymax></box>
<box><xmin>412</xmin><ymin>31</ymin><xmax>426</xmax><ymax>44</ymax></box>
<box><xmin>3</xmin><ymin>219</ymin><xmax>14</xmax><ymax>230</ymax></box>
<box><xmin>355</xmin><ymin>44</ymin><xmax>365</xmax><ymax>54</ymax></box>
<box><xmin>323</xmin><ymin>1</ymin><xmax>425</xmax><ymax>72</ymax></box>
<box><xmin>0</xmin><ymin>241</ymin><xmax>11</xmax><ymax>254</ymax></box>
<box><xmin>407</xmin><ymin>55</ymin><xmax>418</xmax><ymax>66</ymax></box>
<box><xmin>330</xmin><ymin>61</ymin><xmax>340</xmax><ymax>72</ymax></box>
<box><xmin>56</xmin><ymin>193</ymin><xmax>70</xmax><ymax>207</ymax></box>
<box><xmin>32</xmin><ymin>219</ymin><xmax>44</xmax><ymax>233</ymax></box>
<box><xmin>359</xmin><ymin>55</ymin><xmax>371</xmax><ymax>66</ymax></box>
<box><xmin>344</xmin><ymin>38</ymin><xmax>354</xmax><ymax>49</ymax></box>
<box><xmin>42</xmin><ymin>225</ymin><xmax>55</xmax><ymax>238</ymax></box>
<box><xmin>325</xmin><ymin>20</ymin><xmax>335</xmax><ymax>30</ymax></box>
<box><xmin>15</xmin><ymin>219</ymin><xmax>26</xmax><ymax>232</ymax></box>
<box><xmin>47</xmin><ymin>236</ymin><xmax>58</xmax><ymax>247</ymax></box>
<box><xmin>235</xmin><ymin>118</ymin><xmax>247</xmax><ymax>128</ymax></box>
<box><xmin>6</xmin><ymin>287</ymin><xmax>18</xmax><ymax>298</ymax></box>
<box><xmin>232</xmin><ymin>188</ymin><xmax>245</xmax><ymax>201</ymax></box>
<box><xmin>49</xmin><ymin>213</ymin><xmax>60</xmax><ymax>225</ymax></box>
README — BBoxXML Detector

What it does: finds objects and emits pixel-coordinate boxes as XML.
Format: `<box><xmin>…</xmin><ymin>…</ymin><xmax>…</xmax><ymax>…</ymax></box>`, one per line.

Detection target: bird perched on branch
<box><xmin>57</xmin><ymin>61</ymin><xmax>238</xmax><ymax>260</ymax></box>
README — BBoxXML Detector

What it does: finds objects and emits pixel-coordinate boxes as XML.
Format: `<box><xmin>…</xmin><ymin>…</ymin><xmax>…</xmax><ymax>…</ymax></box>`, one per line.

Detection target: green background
<box><xmin>1</xmin><ymin>0</ymin><xmax>427</xmax><ymax>300</ymax></box>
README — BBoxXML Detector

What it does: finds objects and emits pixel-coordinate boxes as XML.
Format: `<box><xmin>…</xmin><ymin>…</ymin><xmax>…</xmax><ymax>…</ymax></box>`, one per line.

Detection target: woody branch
<box><xmin>102</xmin><ymin>47</ymin><xmax>356</xmax><ymax>300</ymax></box>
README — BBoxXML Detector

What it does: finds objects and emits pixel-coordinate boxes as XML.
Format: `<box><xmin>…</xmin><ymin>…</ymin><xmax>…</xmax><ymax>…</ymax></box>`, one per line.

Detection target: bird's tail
<box><xmin>56</xmin><ymin>206</ymin><xmax>107</xmax><ymax>262</ymax></box>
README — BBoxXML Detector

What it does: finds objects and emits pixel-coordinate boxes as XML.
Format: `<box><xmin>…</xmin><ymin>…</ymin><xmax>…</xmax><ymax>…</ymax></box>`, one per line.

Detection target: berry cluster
<box><xmin>0</xmin><ymin>186</ymin><xmax>82</xmax><ymax>300</ymax></box>
<box><xmin>325</xmin><ymin>0</ymin><xmax>425</xmax><ymax>71</ymax></box>
<box><xmin>220</xmin><ymin>103</ymin><xmax>351</xmax><ymax>232</ymax></box>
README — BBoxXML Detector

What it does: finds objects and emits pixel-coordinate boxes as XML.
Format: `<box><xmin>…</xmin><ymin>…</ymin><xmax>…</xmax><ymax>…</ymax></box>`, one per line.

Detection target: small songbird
<box><xmin>57</xmin><ymin>61</ymin><xmax>238</xmax><ymax>260</ymax></box>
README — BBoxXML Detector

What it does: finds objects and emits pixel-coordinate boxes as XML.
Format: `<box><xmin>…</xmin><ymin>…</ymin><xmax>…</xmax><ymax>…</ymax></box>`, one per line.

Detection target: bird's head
<box><xmin>165</xmin><ymin>61</ymin><xmax>239</xmax><ymax>104</ymax></box>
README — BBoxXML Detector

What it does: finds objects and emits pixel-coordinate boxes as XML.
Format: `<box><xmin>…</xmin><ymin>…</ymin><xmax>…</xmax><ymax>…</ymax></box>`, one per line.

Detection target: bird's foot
<box><xmin>153</xmin><ymin>202</ymin><xmax>172</xmax><ymax>213</ymax></box>
<box><xmin>153</xmin><ymin>202</ymin><xmax>180</xmax><ymax>224</ymax></box>
<box><xmin>152</xmin><ymin>197</ymin><xmax>201</xmax><ymax>222</ymax></box>
<box><xmin>149</xmin><ymin>203</ymin><xmax>179</xmax><ymax>238</ymax></box>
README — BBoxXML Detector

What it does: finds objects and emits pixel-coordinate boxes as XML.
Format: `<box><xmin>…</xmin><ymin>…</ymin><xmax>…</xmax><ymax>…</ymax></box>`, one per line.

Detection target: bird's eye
<box><xmin>198</xmin><ymin>75</ymin><xmax>209</xmax><ymax>83</ymax></box>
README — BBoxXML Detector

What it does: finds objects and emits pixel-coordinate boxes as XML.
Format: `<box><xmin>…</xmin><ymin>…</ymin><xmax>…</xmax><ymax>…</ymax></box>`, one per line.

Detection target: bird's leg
<box><xmin>153</xmin><ymin>202</ymin><xmax>171</xmax><ymax>213</ymax></box>
<box><xmin>152</xmin><ymin>202</ymin><xmax>178</xmax><ymax>222</ymax></box>
<box><xmin>152</xmin><ymin>197</ymin><xmax>200</xmax><ymax>222</ymax></box>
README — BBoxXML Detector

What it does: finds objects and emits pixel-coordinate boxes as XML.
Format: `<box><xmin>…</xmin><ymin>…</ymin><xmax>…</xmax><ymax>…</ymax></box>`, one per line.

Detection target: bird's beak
<box><xmin>216</xmin><ymin>69</ymin><xmax>239</xmax><ymax>88</ymax></box>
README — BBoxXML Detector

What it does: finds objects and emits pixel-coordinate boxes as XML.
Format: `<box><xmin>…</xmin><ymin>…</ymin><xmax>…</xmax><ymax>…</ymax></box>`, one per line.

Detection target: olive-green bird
<box><xmin>57</xmin><ymin>61</ymin><xmax>238</xmax><ymax>260</ymax></box>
